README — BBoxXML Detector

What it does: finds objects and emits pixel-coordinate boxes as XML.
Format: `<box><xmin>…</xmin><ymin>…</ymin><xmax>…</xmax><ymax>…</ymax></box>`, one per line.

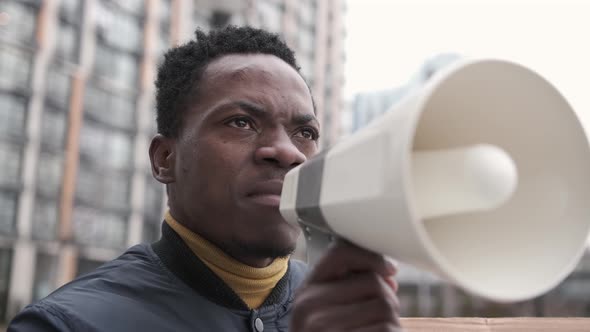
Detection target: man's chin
<box><xmin>224</xmin><ymin>210</ymin><xmax>301</xmax><ymax>260</ymax></box>
<box><xmin>235</xmin><ymin>241</ymin><xmax>296</xmax><ymax>261</ymax></box>
<box><xmin>231</xmin><ymin>223</ymin><xmax>300</xmax><ymax>261</ymax></box>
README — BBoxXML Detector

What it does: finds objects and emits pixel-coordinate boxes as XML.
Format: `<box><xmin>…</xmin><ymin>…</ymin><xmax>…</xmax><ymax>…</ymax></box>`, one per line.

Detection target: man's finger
<box><xmin>308</xmin><ymin>240</ymin><xmax>397</xmax><ymax>283</ymax></box>
<box><xmin>297</xmin><ymin>295</ymin><xmax>401</xmax><ymax>332</ymax></box>
<box><xmin>353</xmin><ymin>323</ymin><xmax>405</xmax><ymax>332</ymax></box>
<box><xmin>295</xmin><ymin>272</ymin><xmax>398</xmax><ymax>308</ymax></box>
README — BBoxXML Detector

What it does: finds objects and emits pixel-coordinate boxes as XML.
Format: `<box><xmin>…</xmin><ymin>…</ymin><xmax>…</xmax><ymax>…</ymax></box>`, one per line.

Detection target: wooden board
<box><xmin>400</xmin><ymin>317</ymin><xmax>590</xmax><ymax>331</ymax></box>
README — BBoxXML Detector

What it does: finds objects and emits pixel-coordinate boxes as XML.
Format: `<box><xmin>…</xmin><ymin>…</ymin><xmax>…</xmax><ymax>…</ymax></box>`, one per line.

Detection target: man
<box><xmin>9</xmin><ymin>26</ymin><xmax>401</xmax><ymax>331</ymax></box>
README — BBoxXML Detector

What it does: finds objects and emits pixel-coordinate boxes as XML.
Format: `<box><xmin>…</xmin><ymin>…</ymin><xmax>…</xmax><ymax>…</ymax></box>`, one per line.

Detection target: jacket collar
<box><xmin>151</xmin><ymin>221</ymin><xmax>292</xmax><ymax>311</ymax></box>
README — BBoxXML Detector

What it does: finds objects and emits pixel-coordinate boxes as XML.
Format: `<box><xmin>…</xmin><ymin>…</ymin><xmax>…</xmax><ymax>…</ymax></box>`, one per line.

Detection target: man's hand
<box><xmin>290</xmin><ymin>241</ymin><xmax>402</xmax><ymax>332</ymax></box>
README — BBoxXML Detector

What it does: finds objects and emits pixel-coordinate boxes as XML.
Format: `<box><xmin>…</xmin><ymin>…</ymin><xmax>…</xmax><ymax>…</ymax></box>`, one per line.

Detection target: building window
<box><xmin>298</xmin><ymin>55</ymin><xmax>313</xmax><ymax>84</ymax></box>
<box><xmin>84</xmin><ymin>84</ymin><xmax>135</xmax><ymax>131</ymax></box>
<box><xmin>0</xmin><ymin>93</ymin><xmax>27</xmax><ymax>141</ymax></box>
<box><xmin>159</xmin><ymin>0</ymin><xmax>171</xmax><ymax>22</ymax></box>
<box><xmin>0</xmin><ymin>248</ymin><xmax>12</xmax><ymax>321</ymax></box>
<box><xmin>32</xmin><ymin>254</ymin><xmax>59</xmax><ymax>302</ymax></box>
<box><xmin>96</xmin><ymin>0</ymin><xmax>143</xmax><ymax>53</ymax></box>
<box><xmin>75</xmin><ymin>166</ymin><xmax>131</xmax><ymax>211</ymax></box>
<box><xmin>158</xmin><ymin>0</ymin><xmax>171</xmax><ymax>60</ymax></box>
<box><xmin>55</xmin><ymin>20</ymin><xmax>79</xmax><ymax>62</ymax></box>
<box><xmin>60</xmin><ymin>0</ymin><xmax>80</xmax><ymax>22</ymax></box>
<box><xmin>157</xmin><ymin>29</ymin><xmax>170</xmax><ymax>61</ymax></box>
<box><xmin>106</xmin><ymin>132</ymin><xmax>133</xmax><ymax>169</ymax></box>
<box><xmin>76</xmin><ymin>258</ymin><xmax>103</xmax><ymax>277</ymax></box>
<box><xmin>32</xmin><ymin>198</ymin><xmax>59</xmax><ymax>241</ymax></box>
<box><xmin>116</xmin><ymin>0</ymin><xmax>144</xmax><ymax>16</ymax></box>
<box><xmin>298</xmin><ymin>2</ymin><xmax>316</xmax><ymax>27</ymax></box>
<box><xmin>142</xmin><ymin>217</ymin><xmax>161</xmax><ymax>243</ymax></box>
<box><xmin>298</xmin><ymin>30</ymin><xmax>315</xmax><ymax>57</ymax></box>
<box><xmin>0</xmin><ymin>1</ymin><xmax>37</xmax><ymax>46</ymax></box>
<box><xmin>102</xmin><ymin>172</ymin><xmax>130</xmax><ymax>210</ymax></box>
<box><xmin>36</xmin><ymin>152</ymin><xmax>63</xmax><ymax>198</ymax></box>
<box><xmin>210</xmin><ymin>10</ymin><xmax>231</xmax><ymax>29</ymax></box>
<box><xmin>0</xmin><ymin>46</ymin><xmax>32</xmax><ymax>91</ymax></box>
<box><xmin>93</xmin><ymin>43</ymin><xmax>139</xmax><ymax>88</ymax></box>
<box><xmin>144</xmin><ymin>177</ymin><xmax>164</xmax><ymax>220</ymax></box>
<box><xmin>79</xmin><ymin>121</ymin><xmax>133</xmax><ymax>170</ymax></box>
<box><xmin>75</xmin><ymin>165</ymin><xmax>98</xmax><ymax>205</ymax></box>
<box><xmin>193</xmin><ymin>11</ymin><xmax>209</xmax><ymax>30</ymax></box>
<box><xmin>40</xmin><ymin>107</ymin><xmax>68</xmax><ymax>150</ymax></box>
<box><xmin>142</xmin><ymin>177</ymin><xmax>164</xmax><ymax>242</ymax></box>
<box><xmin>45</xmin><ymin>66</ymin><xmax>71</xmax><ymax>108</ymax></box>
<box><xmin>72</xmin><ymin>206</ymin><xmax>127</xmax><ymax>248</ymax></box>
<box><xmin>257</xmin><ymin>1</ymin><xmax>282</xmax><ymax>33</ymax></box>
<box><xmin>0</xmin><ymin>192</ymin><xmax>17</xmax><ymax>234</ymax></box>
<box><xmin>0</xmin><ymin>141</ymin><xmax>22</xmax><ymax>189</ymax></box>
<box><xmin>78</xmin><ymin>122</ymin><xmax>103</xmax><ymax>164</ymax></box>
<box><xmin>93</xmin><ymin>0</ymin><xmax>143</xmax><ymax>88</ymax></box>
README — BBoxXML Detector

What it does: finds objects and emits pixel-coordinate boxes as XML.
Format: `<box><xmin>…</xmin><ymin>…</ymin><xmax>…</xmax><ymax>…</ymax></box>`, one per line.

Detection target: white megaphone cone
<box><xmin>280</xmin><ymin>59</ymin><xmax>590</xmax><ymax>302</ymax></box>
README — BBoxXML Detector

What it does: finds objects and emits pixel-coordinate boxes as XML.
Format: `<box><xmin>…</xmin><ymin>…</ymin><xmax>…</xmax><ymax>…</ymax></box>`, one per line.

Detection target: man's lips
<box><xmin>246</xmin><ymin>180</ymin><xmax>283</xmax><ymax>207</ymax></box>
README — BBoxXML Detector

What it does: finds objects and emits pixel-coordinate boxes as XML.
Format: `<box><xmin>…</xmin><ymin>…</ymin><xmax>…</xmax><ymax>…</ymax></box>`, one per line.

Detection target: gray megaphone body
<box><xmin>279</xmin><ymin>59</ymin><xmax>590</xmax><ymax>302</ymax></box>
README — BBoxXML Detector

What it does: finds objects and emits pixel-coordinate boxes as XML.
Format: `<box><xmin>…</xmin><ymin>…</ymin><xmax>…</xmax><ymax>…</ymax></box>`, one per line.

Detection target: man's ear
<box><xmin>149</xmin><ymin>134</ymin><xmax>176</xmax><ymax>184</ymax></box>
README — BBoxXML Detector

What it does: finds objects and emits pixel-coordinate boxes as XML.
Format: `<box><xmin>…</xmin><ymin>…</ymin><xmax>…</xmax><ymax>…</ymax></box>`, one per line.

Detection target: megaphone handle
<box><xmin>302</xmin><ymin>224</ymin><xmax>336</xmax><ymax>266</ymax></box>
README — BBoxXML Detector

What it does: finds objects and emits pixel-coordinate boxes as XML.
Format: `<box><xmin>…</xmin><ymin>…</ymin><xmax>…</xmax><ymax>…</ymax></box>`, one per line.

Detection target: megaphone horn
<box><xmin>280</xmin><ymin>59</ymin><xmax>590</xmax><ymax>302</ymax></box>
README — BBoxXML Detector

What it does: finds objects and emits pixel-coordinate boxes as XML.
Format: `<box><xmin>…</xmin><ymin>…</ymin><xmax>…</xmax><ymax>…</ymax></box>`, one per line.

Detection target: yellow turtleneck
<box><xmin>164</xmin><ymin>211</ymin><xmax>289</xmax><ymax>309</ymax></box>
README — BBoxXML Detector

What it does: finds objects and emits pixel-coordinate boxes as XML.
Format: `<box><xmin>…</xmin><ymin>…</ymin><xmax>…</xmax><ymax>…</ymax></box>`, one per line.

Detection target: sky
<box><xmin>344</xmin><ymin>0</ymin><xmax>590</xmax><ymax>130</ymax></box>
<box><xmin>344</xmin><ymin>0</ymin><xmax>590</xmax><ymax>246</ymax></box>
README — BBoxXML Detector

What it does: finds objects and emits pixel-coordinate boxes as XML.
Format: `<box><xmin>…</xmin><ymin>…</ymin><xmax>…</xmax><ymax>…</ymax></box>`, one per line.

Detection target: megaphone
<box><xmin>280</xmin><ymin>59</ymin><xmax>590</xmax><ymax>302</ymax></box>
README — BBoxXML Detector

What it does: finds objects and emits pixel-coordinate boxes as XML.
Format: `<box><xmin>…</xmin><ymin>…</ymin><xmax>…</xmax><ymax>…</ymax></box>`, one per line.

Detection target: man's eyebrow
<box><xmin>234</xmin><ymin>100</ymin><xmax>319</xmax><ymax>127</ymax></box>
<box><xmin>292</xmin><ymin>113</ymin><xmax>319</xmax><ymax>127</ymax></box>
<box><xmin>234</xmin><ymin>101</ymin><xmax>266</xmax><ymax>117</ymax></box>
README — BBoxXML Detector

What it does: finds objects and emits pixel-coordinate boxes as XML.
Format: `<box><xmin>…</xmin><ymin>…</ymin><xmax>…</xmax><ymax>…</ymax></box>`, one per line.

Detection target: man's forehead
<box><xmin>203</xmin><ymin>54</ymin><xmax>303</xmax><ymax>86</ymax></box>
<box><xmin>198</xmin><ymin>54</ymin><xmax>315</xmax><ymax>115</ymax></box>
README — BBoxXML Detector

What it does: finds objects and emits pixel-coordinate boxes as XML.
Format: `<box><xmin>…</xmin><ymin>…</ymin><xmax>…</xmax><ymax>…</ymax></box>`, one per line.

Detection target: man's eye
<box><xmin>295</xmin><ymin>128</ymin><xmax>318</xmax><ymax>140</ymax></box>
<box><xmin>227</xmin><ymin>117</ymin><xmax>254</xmax><ymax>130</ymax></box>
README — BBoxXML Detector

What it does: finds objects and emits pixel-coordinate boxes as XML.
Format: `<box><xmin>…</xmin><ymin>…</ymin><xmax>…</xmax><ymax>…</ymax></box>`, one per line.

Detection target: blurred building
<box><xmin>346</xmin><ymin>54</ymin><xmax>590</xmax><ymax>317</ymax></box>
<box><xmin>346</xmin><ymin>53</ymin><xmax>461</xmax><ymax>135</ymax></box>
<box><xmin>0</xmin><ymin>0</ymin><xmax>345</xmax><ymax>321</ymax></box>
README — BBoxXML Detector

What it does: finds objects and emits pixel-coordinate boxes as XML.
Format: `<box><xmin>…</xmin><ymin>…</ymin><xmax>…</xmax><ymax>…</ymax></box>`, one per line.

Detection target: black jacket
<box><xmin>8</xmin><ymin>222</ymin><xmax>308</xmax><ymax>331</ymax></box>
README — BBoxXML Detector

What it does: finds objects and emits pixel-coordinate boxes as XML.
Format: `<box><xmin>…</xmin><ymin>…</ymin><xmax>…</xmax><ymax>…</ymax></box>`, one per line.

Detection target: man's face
<box><xmin>170</xmin><ymin>54</ymin><xmax>319</xmax><ymax>265</ymax></box>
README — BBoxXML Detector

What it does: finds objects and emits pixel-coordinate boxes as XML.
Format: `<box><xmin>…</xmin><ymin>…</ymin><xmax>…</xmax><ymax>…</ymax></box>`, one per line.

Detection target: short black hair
<box><xmin>155</xmin><ymin>25</ymin><xmax>308</xmax><ymax>137</ymax></box>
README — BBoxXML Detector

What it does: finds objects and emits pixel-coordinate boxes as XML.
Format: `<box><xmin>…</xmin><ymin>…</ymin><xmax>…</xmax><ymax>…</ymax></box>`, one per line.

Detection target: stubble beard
<box><xmin>223</xmin><ymin>240</ymin><xmax>296</xmax><ymax>263</ymax></box>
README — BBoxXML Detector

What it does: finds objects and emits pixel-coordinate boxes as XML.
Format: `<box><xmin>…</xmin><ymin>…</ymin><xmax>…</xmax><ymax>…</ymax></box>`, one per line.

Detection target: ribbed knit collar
<box><xmin>164</xmin><ymin>211</ymin><xmax>288</xmax><ymax>309</ymax></box>
<box><xmin>151</xmin><ymin>219</ymin><xmax>293</xmax><ymax>311</ymax></box>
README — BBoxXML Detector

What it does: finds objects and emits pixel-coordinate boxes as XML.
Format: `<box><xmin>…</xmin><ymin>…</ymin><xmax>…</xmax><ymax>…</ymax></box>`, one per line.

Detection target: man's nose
<box><xmin>254</xmin><ymin>131</ymin><xmax>307</xmax><ymax>169</ymax></box>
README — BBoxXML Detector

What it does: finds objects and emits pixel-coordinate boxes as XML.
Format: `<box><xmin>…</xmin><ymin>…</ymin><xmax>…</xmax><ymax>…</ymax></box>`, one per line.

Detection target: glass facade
<box><xmin>76</xmin><ymin>257</ymin><xmax>103</xmax><ymax>277</ymax></box>
<box><xmin>0</xmin><ymin>47</ymin><xmax>32</xmax><ymax>91</ymax></box>
<box><xmin>143</xmin><ymin>175</ymin><xmax>164</xmax><ymax>242</ymax></box>
<box><xmin>32</xmin><ymin>253</ymin><xmax>58</xmax><ymax>302</ymax></box>
<box><xmin>257</xmin><ymin>0</ymin><xmax>282</xmax><ymax>33</ymax></box>
<box><xmin>83</xmin><ymin>84</ymin><xmax>135</xmax><ymax>130</ymax></box>
<box><xmin>69</xmin><ymin>0</ymin><xmax>146</xmax><ymax>249</ymax></box>
<box><xmin>0</xmin><ymin>0</ymin><xmax>169</xmax><ymax>320</ymax></box>
<box><xmin>0</xmin><ymin>249</ymin><xmax>12</xmax><ymax>321</ymax></box>
<box><xmin>0</xmin><ymin>142</ymin><xmax>21</xmax><ymax>189</ymax></box>
<box><xmin>0</xmin><ymin>94</ymin><xmax>27</xmax><ymax>141</ymax></box>
<box><xmin>0</xmin><ymin>0</ymin><xmax>37</xmax><ymax>243</ymax></box>
<box><xmin>94</xmin><ymin>1</ymin><xmax>142</xmax><ymax>88</ymax></box>
<box><xmin>72</xmin><ymin>206</ymin><xmax>127</xmax><ymax>248</ymax></box>
<box><xmin>55</xmin><ymin>3</ymin><xmax>80</xmax><ymax>63</ymax></box>
<box><xmin>0</xmin><ymin>192</ymin><xmax>17</xmax><ymax>234</ymax></box>
<box><xmin>0</xmin><ymin>1</ymin><xmax>37</xmax><ymax>45</ymax></box>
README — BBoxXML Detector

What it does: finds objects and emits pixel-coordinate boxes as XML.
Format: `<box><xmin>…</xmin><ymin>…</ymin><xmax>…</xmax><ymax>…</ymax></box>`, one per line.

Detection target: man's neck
<box><xmin>164</xmin><ymin>211</ymin><xmax>289</xmax><ymax>309</ymax></box>
<box><xmin>230</xmin><ymin>254</ymin><xmax>274</xmax><ymax>269</ymax></box>
<box><xmin>166</xmin><ymin>208</ymin><xmax>277</xmax><ymax>268</ymax></box>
